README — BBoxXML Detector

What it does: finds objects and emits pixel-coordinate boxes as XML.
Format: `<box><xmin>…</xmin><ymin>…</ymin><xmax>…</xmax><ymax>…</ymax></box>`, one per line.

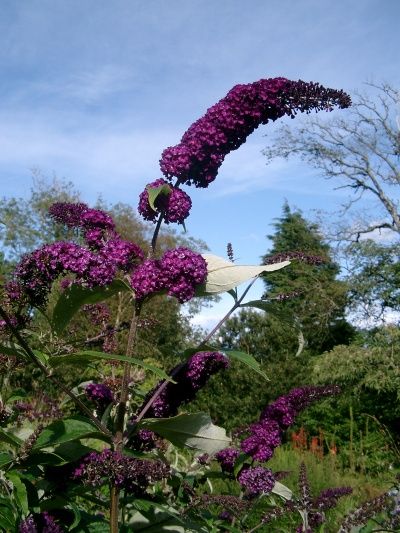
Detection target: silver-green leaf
<box><xmin>197</xmin><ymin>254</ymin><xmax>290</xmax><ymax>295</ymax></box>
<box><xmin>139</xmin><ymin>412</ymin><xmax>231</xmax><ymax>454</ymax></box>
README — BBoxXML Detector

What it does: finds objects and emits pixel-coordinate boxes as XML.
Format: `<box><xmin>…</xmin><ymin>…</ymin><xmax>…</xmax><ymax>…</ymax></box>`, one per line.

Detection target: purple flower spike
<box><xmin>48</xmin><ymin>202</ymin><xmax>89</xmax><ymax>227</ymax></box>
<box><xmin>240</xmin><ymin>385</ymin><xmax>340</xmax><ymax>464</ymax></box>
<box><xmin>49</xmin><ymin>202</ymin><xmax>115</xmax><ymax>231</ymax></box>
<box><xmin>160</xmin><ymin>78</ymin><xmax>350</xmax><ymax>188</ymax></box>
<box><xmin>145</xmin><ymin>351</ymin><xmax>229</xmax><ymax>418</ymax></box>
<box><xmin>73</xmin><ymin>449</ymin><xmax>169</xmax><ymax>495</ymax></box>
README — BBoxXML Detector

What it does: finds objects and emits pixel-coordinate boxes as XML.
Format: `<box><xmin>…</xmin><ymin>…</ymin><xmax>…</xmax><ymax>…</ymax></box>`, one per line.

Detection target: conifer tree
<box><xmin>261</xmin><ymin>202</ymin><xmax>353</xmax><ymax>354</ymax></box>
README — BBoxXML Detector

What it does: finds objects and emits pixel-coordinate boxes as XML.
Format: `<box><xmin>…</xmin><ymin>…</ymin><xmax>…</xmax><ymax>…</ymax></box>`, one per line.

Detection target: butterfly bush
<box><xmin>0</xmin><ymin>76</ymin><xmax>361</xmax><ymax>532</ymax></box>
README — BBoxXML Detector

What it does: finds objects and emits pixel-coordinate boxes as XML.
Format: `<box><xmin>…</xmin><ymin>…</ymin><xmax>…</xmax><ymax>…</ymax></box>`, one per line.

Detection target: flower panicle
<box><xmin>160</xmin><ymin>77</ymin><xmax>350</xmax><ymax>188</ymax></box>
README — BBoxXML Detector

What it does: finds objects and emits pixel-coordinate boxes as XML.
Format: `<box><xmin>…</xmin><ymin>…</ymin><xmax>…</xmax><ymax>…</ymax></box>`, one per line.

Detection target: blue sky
<box><xmin>1</xmin><ymin>0</ymin><xmax>399</xmax><ymax>328</ymax></box>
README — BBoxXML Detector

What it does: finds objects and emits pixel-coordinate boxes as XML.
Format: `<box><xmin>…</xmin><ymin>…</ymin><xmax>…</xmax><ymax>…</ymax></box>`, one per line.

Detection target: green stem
<box><xmin>199</xmin><ymin>278</ymin><xmax>257</xmax><ymax>347</ymax></box>
<box><xmin>133</xmin><ymin>278</ymin><xmax>257</xmax><ymax>425</ymax></box>
<box><xmin>0</xmin><ymin>305</ymin><xmax>111</xmax><ymax>436</ymax></box>
<box><xmin>150</xmin><ymin>178</ymin><xmax>182</xmax><ymax>254</ymax></box>
<box><xmin>110</xmin><ymin>301</ymin><xmax>141</xmax><ymax>532</ymax></box>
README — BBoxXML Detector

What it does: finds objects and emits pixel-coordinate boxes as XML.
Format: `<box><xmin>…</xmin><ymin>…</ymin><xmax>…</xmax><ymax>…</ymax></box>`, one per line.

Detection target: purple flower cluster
<box><xmin>130</xmin><ymin>259</ymin><xmax>168</xmax><ymax>300</ymax></box>
<box><xmin>160</xmin><ymin>247</ymin><xmax>207</xmax><ymax>302</ymax></box>
<box><xmin>138</xmin><ymin>178</ymin><xmax>192</xmax><ymax>224</ymax></box>
<box><xmin>13</xmin><ymin>241</ymin><xmax>117</xmax><ymax>305</ymax></box>
<box><xmin>6</xmin><ymin>203</ymin><xmax>146</xmax><ymax>311</ymax></box>
<box><xmin>73</xmin><ymin>448</ymin><xmax>169</xmax><ymax>495</ymax></box>
<box><xmin>101</xmin><ymin>238</ymin><xmax>144</xmax><ymax>271</ymax></box>
<box><xmin>215</xmin><ymin>447</ymin><xmax>240</xmax><ymax>472</ymax></box>
<box><xmin>85</xmin><ymin>383</ymin><xmax>114</xmax><ymax>407</ymax></box>
<box><xmin>83</xmin><ymin>303</ymin><xmax>110</xmax><ymax>326</ymax></box>
<box><xmin>128</xmin><ymin>427</ymin><xmax>159</xmax><ymax>452</ymax></box>
<box><xmin>264</xmin><ymin>251</ymin><xmax>326</xmax><ymax>266</ymax></box>
<box><xmin>241</xmin><ymin>419</ymin><xmax>281</xmax><ymax>462</ymax></box>
<box><xmin>240</xmin><ymin>386</ymin><xmax>340</xmax><ymax>464</ymax></box>
<box><xmin>315</xmin><ymin>486</ymin><xmax>353</xmax><ymax>512</ymax></box>
<box><xmin>145</xmin><ymin>351</ymin><xmax>229</xmax><ymax>418</ymax></box>
<box><xmin>237</xmin><ymin>466</ymin><xmax>275</xmax><ymax>497</ymax></box>
<box><xmin>19</xmin><ymin>512</ymin><xmax>64</xmax><ymax>533</ymax></box>
<box><xmin>49</xmin><ymin>202</ymin><xmax>115</xmax><ymax>231</ymax></box>
<box><xmin>160</xmin><ymin>78</ymin><xmax>351</xmax><ymax>188</ymax></box>
<box><xmin>130</xmin><ymin>247</ymin><xmax>207</xmax><ymax>303</ymax></box>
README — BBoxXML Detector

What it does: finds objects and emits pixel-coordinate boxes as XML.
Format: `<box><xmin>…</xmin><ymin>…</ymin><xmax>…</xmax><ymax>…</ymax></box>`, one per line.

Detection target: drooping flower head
<box><xmin>160</xmin><ymin>77</ymin><xmax>351</xmax><ymax>188</ymax></box>
<box><xmin>144</xmin><ymin>351</ymin><xmax>229</xmax><ymax>418</ymax></box>
<box><xmin>49</xmin><ymin>202</ymin><xmax>115</xmax><ymax>231</ymax></box>
<box><xmin>238</xmin><ymin>385</ymin><xmax>340</xmax><ymax>464</ymax></box>
<box><xmin>49</xmin><ymin>202</ymin><xmax>116</xmax><ymax>249</ymax></box>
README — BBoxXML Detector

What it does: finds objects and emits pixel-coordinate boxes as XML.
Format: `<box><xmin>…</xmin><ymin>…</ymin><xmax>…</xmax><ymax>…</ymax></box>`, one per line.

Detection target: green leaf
<box><xmin>146</xmin><ymin>184</ymin><xmax>171</xmax><ymax>211</ymax></box>
<box><xmin>240</xmin><ymin>299</ymin><xmax>275</xmax><ymax>312</ymax></box>
<box><xmin>7</xmin><ymin>472</ymin><xmax>29</xmax><ymax>515</ymax></box>
<box><xmin>7</xmin><ymin>388</ymin><xmax>28</xmax><ymax>403</ymax></box>
<box><xmin>272</xmin><ymin>481</ymin><xmax>293</xmax><ymax>501</ymax></box>
<box><xmin>139</xmin><ymin>413</ymin><xmax>231</xmax><ymax>454</ymax></box>
<box><xmin>32</xmin><ymin>416</ymin><xmax>110</xmax><ymax>450</ymax></box>
<box><xmin>0</xmin><ymin>427</ymin><xmax>23</xmax><ymax>448</ymax></box>
<box><xmin>0</xmin><ymin>506</ymin><xmax>15</xmax><ymax>530</ymax></box>
<box><xmin>223</xmin><ymin>350</ymin><xmax>269</xmax><ymax>381</ymax></box>
<box><xmin>0</xmin><ymin>341</ymin><xmax>26</xmax><ymax>359</ymax></box>
<box><xmin>197</xmin><ymin>254</ymin><xmax>290</xmax><ymax>295</ymax></box>
<box><xmin>227</xmin><ymin>288</ymin><xmax>237</xmax><ymax>301</ymax></box>
<box><xmin>49</xmin><ymin>350</ymin><xmax>172</xmax><ymax>381</ymax></box>
<box><xmin>33</xmin><ymin>349</ymin><xmax>48</xmax><ymax>365</ymax></box>
<box><xmin>0</xmin><ymin>452</ymin><xmax>13</xmax><ymax>469</ymax></box>
<box><xmin>128</xmin><ymin>507</ymin><xmax>207</xmax><ymax>532</ymax></box>
<box><xmin>51</xmin><ymin>279</ymin><xmax>130</xmax><ymax>334</ymax></box>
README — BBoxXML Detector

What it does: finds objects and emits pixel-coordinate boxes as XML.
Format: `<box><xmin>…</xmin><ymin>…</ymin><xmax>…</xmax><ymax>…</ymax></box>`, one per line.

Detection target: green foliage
<box><xmin>262</xmin><ymin>202</ymin><xmax>353</xmax><ymax>354</ymax></box>
<box><xmin>345</xmin><ymin>239</ymin><xmax>400</xmax><ymax>323</ymax></box>
<box><xmin>312</xmin><ymin>326</ymin><xmax>400</xmax><ymax>436</ymax></box>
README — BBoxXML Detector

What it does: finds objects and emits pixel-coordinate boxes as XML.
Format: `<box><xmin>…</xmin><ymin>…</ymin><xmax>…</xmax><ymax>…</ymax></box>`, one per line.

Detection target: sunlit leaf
<box><xmin>139</xmin><ymin>413</ymin><xmax>231</xmax><ymax>454</ymax></box>
<box><xmin>272</xmin><ymin>481</ymin><xmax>293</xmax><ymax>501</ymax></box>
<box><xmin>49</xmin><ymin>350</ymin><xmax>172</xmax><ymax>381</ymax></box>
<box><xmin>0</xmin><ymin>428</ymin><xmax>23</xmax><ymax>448</ymax></box>
<box><xmin>7</xmin><ymin>472</ymin><xmax>29</xmax><ymax>515</ymax></box>
<box><xmin>197</xmin><ymin>254</ymin><xmax>290</xmax><ymax>295</ymax></box>
<box><xmin>51</xmin><ymin>280</ymin><xmax>130</xmax><ymax>334</ymax></box>
<box><xmin>223</xmin><ymin>349</ymin><xmax>269</xmax><ymax>381</ymax></box>
<box><xmin>32</xmin><ymin>416</ymin><xmax>109</xmax><ymax>450</ymax></box>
